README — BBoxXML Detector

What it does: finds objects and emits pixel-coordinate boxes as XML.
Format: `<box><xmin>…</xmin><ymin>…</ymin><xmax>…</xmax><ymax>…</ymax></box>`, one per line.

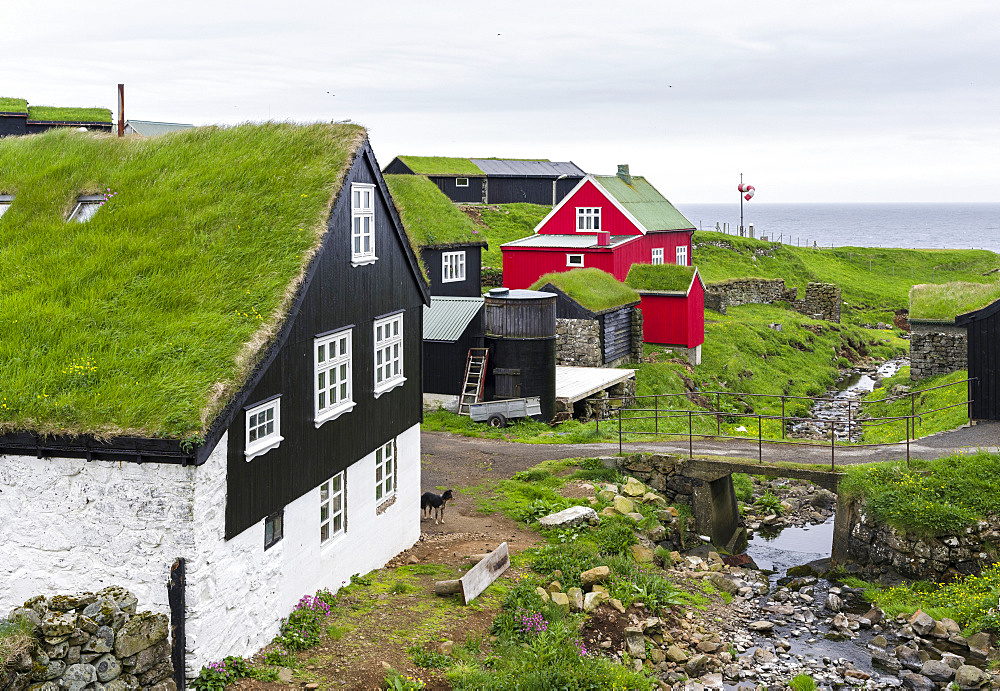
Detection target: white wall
<box><xmin>0</xmin><ymin>422</ymin><xmax>421</xmax><ymax>677</ymax></box>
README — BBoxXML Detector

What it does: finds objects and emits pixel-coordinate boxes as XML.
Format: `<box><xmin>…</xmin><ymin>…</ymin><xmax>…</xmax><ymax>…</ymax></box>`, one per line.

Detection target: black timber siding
<box><xmin>429</xmin><ymin>175</ymin><xmax>485</xmax><ymax>203</ymax></box>
<box><xmin>485</xmin><ymin>176</ymin><xmax>582</xmax><ymax>205</ymax></box>
<box><xmin>421</xmin><ymin>245</ymin><xmax>484</xmax><ymax>297</ymax></box>
<box><xmin>484</xmin><ymin>295</ymin><xmax>556</xmax><ymax>339</ymax></box>
<box><xmin>600</xmin><ymin>308</ymin><xmax>633</xmax><ymax>364</ymax></box>
<box><xmin>24</xmin><ymin>121</ymin><xmax>113</xmax><ymax>135</ymax></box>
<box><xmin>224</xmin><ymin>143</ymin><xmax>426</xmax><ymax>538</ymax></box>
<box><xmin>959</xmin><ymin>300</ymin><xmax>1000</xmax><ymax>421</ymax></box>
<box><xmin>485</xmin><ymin>336</ymin><xmax>556</xmax><ymax>421</ymax></box>
<box><xmin>424</xmin><ymin>317</ymin><xmax>484</xmax><ymax>395</ymax></box>
<box><xmin>0</xmin><ymin>114</ymin><xmax>27</xmax><ymax>137</ymax></box>
<box><xmin>383</xmin><ymin>158</ymin><xmax>414</xmax><ymax>175</ymax></box>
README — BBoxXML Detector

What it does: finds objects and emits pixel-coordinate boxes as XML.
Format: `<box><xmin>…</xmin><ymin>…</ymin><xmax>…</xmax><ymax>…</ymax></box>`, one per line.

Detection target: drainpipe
<box><xmin>552</xmin><ymin>174</ymin><xmax>568</xmax><ymax>206</ymax></box>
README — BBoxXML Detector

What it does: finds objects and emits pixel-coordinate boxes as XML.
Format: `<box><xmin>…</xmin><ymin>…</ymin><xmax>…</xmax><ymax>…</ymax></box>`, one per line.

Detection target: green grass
<box><xmin>788</xmin><ymin>674</ymin><xmax>818</xmax><ymax>691</ymax></box>
<box><xmin>27</xmin><ymin>106</ymin><xmax>112</xmax><ymax>123</ymax></box>
<box><xmin>0</xmin><ymin>98</ymin><xmax>27</xmax><ymax>113</ymax></box>
<box><xmin>0</xmin><ymin>123</ymin><xmax>365</xmax><ymax>439</ymax></box>
<box><xmin>469</xmin><ymin>203</ymin><xmax>551</xmax><ymax>268</ymax></box>
<box><xmin>625</xmin><ymin>263</ymin><xmax>697</xmax><ymax>292</ymax></box>
<box><xmin>1</xmin><ymin>615</ymin><xmax>35</xmax><ymax>670</ymax></box>
<box><xmin>909</xmin><ymin>281</ymin><xmax>1000</xmax><ymax>321</ymax></box>
<box><xmin>384</xmin><ymin>174</ymin><xmax>484</xmax><ymax>248</ymax></box>
<box><xmin>530</xmin><ymin>268</ymin><xmax>639</xmax><ymax>312</ymax></box>
<box><xmin>396</xmin><ymin>156</ymin><xmax>484</xmax><ymax>176</ymax></box>
<box><xmin>839</xmin><ymin>451</ymin><xmax>1000</xmax><ymax>537</ymax></box>
<box><xmin>860</xmin><ymin>368</ymin><xmax>970</xmax><ymax>443</ymax></box>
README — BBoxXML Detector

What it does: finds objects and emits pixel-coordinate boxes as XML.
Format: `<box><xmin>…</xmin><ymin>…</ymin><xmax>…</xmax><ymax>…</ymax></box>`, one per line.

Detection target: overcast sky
<box><xmin>4</xmin><ymin>1</ymin><xmax>998</xmax><ymax>202</ymax></box>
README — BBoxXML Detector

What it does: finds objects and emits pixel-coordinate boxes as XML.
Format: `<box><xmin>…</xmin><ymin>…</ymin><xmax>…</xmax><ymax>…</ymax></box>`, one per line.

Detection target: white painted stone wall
<box><xmin>0</xmin><ymin>422</ymin><xmax>421</xmax><ymax>677</ymax></box>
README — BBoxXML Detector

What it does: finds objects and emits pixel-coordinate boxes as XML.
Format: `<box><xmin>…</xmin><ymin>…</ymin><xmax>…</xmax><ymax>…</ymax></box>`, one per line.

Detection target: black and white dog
<box><xmin>421</xmin><ymin>489</ymin><xmax>454</xmax><ymax>525</ymax></box>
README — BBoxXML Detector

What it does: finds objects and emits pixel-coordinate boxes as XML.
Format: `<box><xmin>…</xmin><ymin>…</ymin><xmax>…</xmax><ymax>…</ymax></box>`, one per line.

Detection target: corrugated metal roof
<box><xmin>470</xmin><ymin>159</ymin><xmax>585</xmax><ymax>178</ymax></box>
<box><xmin>502</xmin><ymin>234</ymin><xmax>637</xmax><ymax>249</ymax></box>
<box><xmin>126</xmin><ymin>120</ymin><xmax>195</xmax><ymax>136</ymax></box>
<box><xmin>594</xmin><ymin>175</ymin><xmax>695</xmax><ymax>232</ymax></box>
<box><xmin>423</xmin><ymin>296</ymin><xmax>484</xmax><ymax>341</ymax></box>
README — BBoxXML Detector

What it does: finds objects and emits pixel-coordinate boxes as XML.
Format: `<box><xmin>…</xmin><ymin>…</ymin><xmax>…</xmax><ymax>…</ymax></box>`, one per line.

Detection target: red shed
<box><xmin>501</xmin><ymin>164</ymin><xmax>695</xmax><ymax>289</ymax></box>
<box><xmin>625</xmin><ymin>264</ymin><xmax>705</xmax><ymax>365</ymax></box>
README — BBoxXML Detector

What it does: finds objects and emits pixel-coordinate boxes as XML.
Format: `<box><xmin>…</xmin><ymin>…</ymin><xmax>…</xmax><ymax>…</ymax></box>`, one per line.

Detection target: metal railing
<box><xmin>598</xmin><ymin>378</ymin><xmax>975</xmax><ymax>470</ymax></box>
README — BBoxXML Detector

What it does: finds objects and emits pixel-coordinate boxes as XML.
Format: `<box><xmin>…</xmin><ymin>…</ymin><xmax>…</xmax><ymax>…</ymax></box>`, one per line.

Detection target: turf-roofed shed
<box><xmin>384</xmin><ymin>172</ymin><xmax>487</xmax><ymax>296</ymax></box>
<box><xmin>531</xmin><ymin>268</ymin><xmax>642</xmax><ymax>366</ymax></box>
<box><xmin>0</xmin><ymin>122</ymin><xmax>431</xmax><ymax>676</ymax></box>
<box><xmin>625</xmin><ymin>263</ymin><xmax>706</xmax><ymax>363</ymax></box>
<box><xmin>0</xmin><ymin>97</ymin><xmax>113</xmax><ymax>137</ymax></box>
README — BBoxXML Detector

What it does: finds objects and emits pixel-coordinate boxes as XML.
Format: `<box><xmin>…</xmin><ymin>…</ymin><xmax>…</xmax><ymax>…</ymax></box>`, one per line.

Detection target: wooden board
<box><xmin>460</xmin><ymin>542</ymin><xmax>510</xmax><ymax>605</ymax></box>
<box><xmin>555</xmin><ymin>366</ymin><xmax>636</xmax><ymax>404</ymax></box>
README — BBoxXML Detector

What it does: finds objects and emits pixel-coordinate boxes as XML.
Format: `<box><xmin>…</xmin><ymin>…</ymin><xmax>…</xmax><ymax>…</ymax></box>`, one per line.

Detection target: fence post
<box><xmin>781</xmin><ymin>396</ymin><xmax>786</xmax><ymax>439</ymax></box>
<box><xmin>655</xmin><ymin>395</ymin><xmax>658</xmax><ymax>435</ymax></box>
<box><xmin>716</xmin><ymin>393</ymin><xmax>721</xmax><ymax>437</ymax></box>
<box><xmin>758</xmin><ymin>415</ymin><xmax>762</xmax><ymax>464</ymax></box>
<box><xmin>911</xmin><ymin>393</ymin><xmax>916</xmax><ymax>433</ymax></box>
<box><xmin>847</xmin><ymin>400</ymin><xmax>852</xmax><ymax>441</ymax></box>
<box><xmin>688</xmin><ymin>411</ymin><xmax>693</xmax><ymax>460</ymax></box>
<box><xmin>906</xmin><ymin>415</ymin><xmax>910</xmax><ymax>468</ymax></box>
<box><xmin>968</xmin><ymin>378</ymin><xmax>973</xmax><ymax>422</ymax></box>
<box><xmin>830</xmin><ymin>420</ymin><xmax>835</xmax><ymax>471</ymax></box>
<box><xmin>618</xmin><ymin>407</ymin><xmax>622</xmax><ymax>456</ymax></box>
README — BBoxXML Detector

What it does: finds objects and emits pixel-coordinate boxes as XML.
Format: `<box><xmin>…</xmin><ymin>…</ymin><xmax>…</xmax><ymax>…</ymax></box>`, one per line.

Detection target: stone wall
<box><xmin>792</xmin><ymin>282</ymin><xmax>841</xmax><ymax>323</ymax></box>
<box><xmin>909</xmin><ymin>322</ymin><xmax>968</xmax><ymax>380</ymax></box>
<box><xmin>563</xmin><ymin>378</ymin><xmax>637</xmax><ymax>422</ymax></box>
<box><xmin>704</xmin><ymin>279</ymin><xmax>797</xmax><ymax>315</ymax></box>
<box><xmin>555</xmin><ymin>318</ymin><xmax>602</xmax><ymax>367</ymax></box>
<box><xmin>2</xmin><ymin>588</ymin><xmax>174</xmax><ymax>691</ymax></box>
<box><xmin>629</xmin><ymin>308</ymin><xmax>644</xmax><ymax>364</ymax></box>
<box><xmin>836</xmin><ymin>499</ymin><xmax>999</xmax><ymax>582</ymax></box>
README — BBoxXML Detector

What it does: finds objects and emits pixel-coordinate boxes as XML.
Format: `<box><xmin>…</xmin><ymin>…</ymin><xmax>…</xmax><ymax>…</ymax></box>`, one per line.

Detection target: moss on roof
<box><xmin>531</xmin><ymin>268</ymin><xmax>639</xmax><ymax>313</ymax></box>
<box><xmin>0</xmin><ymin>97</ymin><xmax>28</xmax><ymax>113</ymax></box>
<box><xmin>396</xmin><ymin>156</ymin><xmax>484</xmax><ymax>176</ymax></box>
<box><xmin>0</xmin><ymin>122</ymin><xmax>366</xmax><ymax>439</ymax></box>
<box><xmin>625</xmin><ymin>263</ymin><xmax>697</xmax><ymax>293</ymax></box>
<box><xmin>383</xmin><ymin>174</ymin><xmax>484</xmax><ymax>248</ymax></box>
<box><xmin>909</xmin><ymin>281</ymin><xmax>1000</xmax><ymax>322</ymax></box>
<box><xmin>27</xmin><ymin>106</ymin><xmax>113</xmax><ymax>123</ymax></box>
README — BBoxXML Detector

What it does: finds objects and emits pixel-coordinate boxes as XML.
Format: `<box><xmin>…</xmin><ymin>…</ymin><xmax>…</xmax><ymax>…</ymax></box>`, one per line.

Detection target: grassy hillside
<box><xmin>909</xmin><ymin>281</ymin><xmax>1000</xmax><ymax>321</ymax></box>
<box><xmin>463</xmin><ymin>203</ymin><xmax>550</xmax><ymax>267</ymax></box>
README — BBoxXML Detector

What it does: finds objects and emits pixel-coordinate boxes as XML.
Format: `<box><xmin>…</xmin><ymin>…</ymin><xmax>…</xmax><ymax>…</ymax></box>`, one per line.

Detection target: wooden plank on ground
<box><xmin>460</xmin><ymin>542</ymin><xmax>510</xmax><ymax>605</ymax></box>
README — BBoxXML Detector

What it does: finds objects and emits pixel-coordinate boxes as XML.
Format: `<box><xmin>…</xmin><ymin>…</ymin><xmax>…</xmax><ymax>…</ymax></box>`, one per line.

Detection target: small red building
<box><xmin>501</xmin><ymin>165</ymin><xmax>695</xmax><ymax>289</ymax></box>
<box><xmin>624</xmin><ymin>264</ymin><xmax>705</xmax><ymax>364</ymax></box>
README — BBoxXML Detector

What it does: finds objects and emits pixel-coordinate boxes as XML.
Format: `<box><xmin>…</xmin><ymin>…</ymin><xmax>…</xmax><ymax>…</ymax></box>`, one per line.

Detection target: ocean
<box><xmin>674</xmin><ymin>203</ymin><xmax>1000</xmax><ymax>254</ymax></box>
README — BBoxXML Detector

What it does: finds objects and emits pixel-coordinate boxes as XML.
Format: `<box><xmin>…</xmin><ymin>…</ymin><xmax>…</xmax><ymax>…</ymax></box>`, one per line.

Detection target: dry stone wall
<box><xmin>909</xmin><ymin>323</ymin><xmax>968</xmax><ymax>380</ymax></box>
<box><xmin>555</xmin><ymin>318</ymin><xmax>602</xmax><ymax>367</ymax></box>
<box><xmin>2</xmin><ymin>587</ymin><xmax>174</xmax><ymax>691</ymax></box>
<box><xmin>704</xmin><ymin>279</ymin><xmax>796</xmax><ymax>315</ymax></box>
<box><xmin>792</xmin><ymin>282</ymin><xmax>841</xmax><ymax>323</ymax></box>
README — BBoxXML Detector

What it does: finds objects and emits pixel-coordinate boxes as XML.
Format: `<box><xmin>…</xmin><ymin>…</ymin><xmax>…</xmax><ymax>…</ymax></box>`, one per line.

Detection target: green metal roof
<box><xmin>593</xmin><ymin>175</ymin><xmax>695</xmax><ymax>232</ymax></box>
<box><xmin>423</xmin><ymin>296</ymin><xmax>484</xmax><ymax>341</ymax></box>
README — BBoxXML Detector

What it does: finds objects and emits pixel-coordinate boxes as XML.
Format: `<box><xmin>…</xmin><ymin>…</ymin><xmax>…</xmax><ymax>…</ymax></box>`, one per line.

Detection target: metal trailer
<box><xmin>469</xmin><ymin>397</ymin><xmax>542</xmax><ymax>428</ymax></box>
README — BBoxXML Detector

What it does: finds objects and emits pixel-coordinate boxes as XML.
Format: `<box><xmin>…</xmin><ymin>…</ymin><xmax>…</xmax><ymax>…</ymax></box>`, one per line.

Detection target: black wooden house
<box><xmin>956</xmin><ymin>297</ymin><xmax>1000</xmax><ymax>421</ymax></box>
<box><xmin>0</xmin><ymin>98</ymin><xmax>113</xmax><ymax>137</ymax></box>
<box><xmin>384</xmin><ymin>156</ymin><xmax>585</xmax><ymax>205</ymax></box>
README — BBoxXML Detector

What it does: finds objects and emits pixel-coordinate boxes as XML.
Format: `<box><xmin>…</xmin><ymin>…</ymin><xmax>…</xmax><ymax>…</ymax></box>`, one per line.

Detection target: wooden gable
<box><xmin>536</xmin><ymin>178</ymin><xmax>644</xmax><ymax>237</ymax></box>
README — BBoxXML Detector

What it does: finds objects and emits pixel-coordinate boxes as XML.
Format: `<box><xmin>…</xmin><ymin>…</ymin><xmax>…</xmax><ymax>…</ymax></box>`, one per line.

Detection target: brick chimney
<box><xmin>617</xmin><ymin>164</ymin><xmax>632</xmax><ymax>185</ymax></box>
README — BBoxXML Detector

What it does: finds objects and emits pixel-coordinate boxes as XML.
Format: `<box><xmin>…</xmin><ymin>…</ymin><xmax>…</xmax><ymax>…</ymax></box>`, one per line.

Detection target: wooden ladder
<box><xmin>459</xmin><ymin>348</ymin><xmax>489</xmax><ymax>415</ymax></box>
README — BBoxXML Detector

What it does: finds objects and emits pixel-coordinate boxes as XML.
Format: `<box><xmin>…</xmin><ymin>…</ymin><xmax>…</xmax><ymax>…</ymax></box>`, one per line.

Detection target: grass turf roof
<box><xmin>396</xmin><ymin>156</ymin><xmax>484</xmax><ymax>176</ymax></box>
<box><xmin>383</xmin><ymin>174</ymin><xmax>483</xmax><ymax>248</ymax></box>
<box><xmin>530</xmin><ymin>268</ymin><xmax>639</xmax><ymax>313</ymax></box>
<box><xmin>625</xmin><ymin>263</ymin><xmax>697</xmax><ymax>293</ymax></box>
<box><xmin>0</xmin><ymin>122</ymin><xmax>366</xmax><ymax>439</ymax></box>
<box><xmin>909</xmin><ymin>281</ymin><xmax>1000</xmax><ymax>322</ymax></box>
<box><xmin>27</xmin><ymin>106</ymin><xmax>113</xmax><ymax>123</ymax></box>
<box><xmin>0</xmin><ymin>97</ymin><xmax>28</xmax><ymax>113</ymax></box>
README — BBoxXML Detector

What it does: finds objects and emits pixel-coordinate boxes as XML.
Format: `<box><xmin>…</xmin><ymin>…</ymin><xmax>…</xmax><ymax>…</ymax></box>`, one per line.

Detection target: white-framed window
<box><xmin>0</xmin><ymin>195</ymin><xmax>12</xmax><ymax>219</ymax></box>
<box><xmin>375</xmin><ymin>440</ymin><xmax>396</xmax><ymax>503</ymax></box>
<box><xmin>442</xmin><ymin>251</ymin><xmax>466</xmax><ymax>283</ymax></box>
<box><xmin>315</xmin><ymin>328</ymin><xmax>354</xmax><ymax>427</ymax></box>
<box><xmin>676</xmin><ymin>245</ymin><xmax>688</xmax><ymax>266</ymax></box>
<box><xmin>69</xmin><ymin>196</ymin><xmax>104</xmax><ymax>223</ymax></box>
<box><xmin>320</xmin><ymin>472</ymin><xmax>346</xmax><ymax>544</ymax></box>
<box><xmin>576</xmin><ymin>207</ymin><xmax>601</xmax><ymax>231</ymax></box>
<box><xmin>373</xmin><ymin>313</ymin><xmax>405</xmax><ymax>395</ymax></box>
<box><xmin>351</xmin><ymin>183</ymin><xmax>376</xmax><ymax>265</ymax></box>
<box><xmin>244</xmin><ymin>396</ymin><xmax>283</xmax><ymax>460</ymax></box>
<box><xmin>651</xmin><ymin>248</ymin><xmax>664</xmax><ymax>265</ymax></box>
<box><xmin>566</xmin><ymin>254</ymin><xmax>584</xmax><ymax>267</ymax></box>
<box><xmin>455</xmin><ymin>178</ymin><xmax>469</xmax><ymax>187</ymax></box>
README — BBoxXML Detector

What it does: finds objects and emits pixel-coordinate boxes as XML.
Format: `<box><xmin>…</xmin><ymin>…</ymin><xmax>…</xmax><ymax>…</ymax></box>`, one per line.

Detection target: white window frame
<box><xmin>651</xmin><ymin>248</ymin><xmax>664</xmax><ymax>265</ymax></box>
<box><xmin>576</xmin><ymin>207</ymin><xmax>601</xmax><ymax>232</ymax></box>
<box><xmin>566</xmin><ymin>253</ymin><xmax>584</xmax><ymax>267</ymax></box>
<box><xmin>676</xmin><ymin>245</ymin><xmax>688</xmax><ymax>266</ymax></box>
<box><xmin>0</xmin><ymin>195</ymin><xmax>13</xmax><ymax>219</ymax></box>
<box><xmin>455</xmin><ymin>178</ymin><xmax>469</xmax><ymax>187</ymax></box>
<box><xmin>315</xmin><ymin>328</ymin><xmax>355</xmax><ymax>427</ymax></box>
<box><xmin>442</xmin><ymin>250</ymin><xmax>466</xmax><ymax>283</ymax></box>
<box><xmin>351</xmin><ymin>183</ymin><xmax>376</xmax><ymax>266</ymax></box>
<box><xmin>244</xmin><ymin>396</ymin><xmax>283</xmax><ymax>460</ymax></box>
<box><xmin>320</xmin><ymin>472</ymin><xmax>346</xmax><ymax>545</ymax></box>
<box><xmin>373</xmin><ymin>313</ymin><xmax>405</xmax><ymax>396</ymax></box>
<box><xmin>375</xmin><ymin>440</ymin><xmax>396</xmax><ymax>504</ymax></box>
<box><xmin>68</xmin><ymin>196</ymin><xmax>104</xmax><ymax>223</ymax></box>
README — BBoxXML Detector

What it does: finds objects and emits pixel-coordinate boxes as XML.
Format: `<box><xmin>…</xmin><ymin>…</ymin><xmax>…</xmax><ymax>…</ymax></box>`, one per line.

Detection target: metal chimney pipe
<box><xmin>117</xmin><ymin>84</ymin><xmax>125</xmax><ymax>137</ymax></box>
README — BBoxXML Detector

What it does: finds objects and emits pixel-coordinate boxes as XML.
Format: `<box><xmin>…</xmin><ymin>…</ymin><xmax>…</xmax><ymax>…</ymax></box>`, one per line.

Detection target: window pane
<box><xmin>332</xmin><ymin>475</ymin><xmax>341</xmax><ymax>491</ymax></box>
<box><xmin>321</xmin><ymin>524</ymin><xmax>329</xmax><ymax>542</ymax></box>
<box><xmin>333</xmin><ymin>495</ymin><xmax>341</xmax><ymax>512</ymax></box>
<box><xmin>321</xmin><ymin>483</ymin><xmax>329</xmax><ymax>502</ymax></box>
<box><xmin>333</xmin><ymin>516</ymin><xmax>341</xmax><ymax>533</ymax></box>
<box><xmin>321</xmin><ymin>504</ymin><xmax>329</xmax><ymax>522</ymax></box>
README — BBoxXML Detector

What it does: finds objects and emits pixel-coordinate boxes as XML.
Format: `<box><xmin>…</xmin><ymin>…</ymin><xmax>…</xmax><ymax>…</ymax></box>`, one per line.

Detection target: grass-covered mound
<box><xmin>395</xmin><ymin>156</ymin><xmax>484</xmax><ymax>176</ymax></box>
<box><xmin>27</xmin><ymin>106</ymin><xmax>112</xmax><ymax>123</ymax></box>
<box><xmin>625</xmin><ymin>263</ymin><xmax>697</xmax><ymax>293</ymax></box>
<box><xmin>839</xmin><ymin>451</ymin><xmax>1000</xmax><ymax>537</ymax></box>
<box><xmin>383</xmin><ymin>174</ymin><xmax>483</xmax><ymax>248</ymax></box>
<box><xmin>0</xmin><ymin>123</ymin><xmax>366</xmax><ymax>439</ymax></box>
<box><xmin>909</xmin><ymin>281</ymin><xmax>1000</xmax><ymax>322</ymax></box>
<box><xmin>530</xmin><ymin>268</ymin><xmax>639</xmax><ymax>312</ymax></box>
<box><xmin>0</xmin><ymin>97</ymin><xmax>28</xmax><ymax>113</ymax></box>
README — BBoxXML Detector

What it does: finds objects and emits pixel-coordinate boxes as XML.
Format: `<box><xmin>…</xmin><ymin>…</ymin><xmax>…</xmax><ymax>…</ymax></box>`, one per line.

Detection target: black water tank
<box><xmin>483</xmin><ymin>288</ymin><xmax>557</xmax><ymax>420</ymax></box>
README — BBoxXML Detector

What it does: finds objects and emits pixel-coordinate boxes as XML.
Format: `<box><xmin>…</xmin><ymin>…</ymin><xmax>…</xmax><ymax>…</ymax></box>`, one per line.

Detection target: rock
<box><xmin>699</xmin><ymin>672</ymin><xmax>723</xmax><ymax>688</ymax></box>
<box><xmin>538</xmin><ymin>505</ymin><xmax>599</xmax><ymax>529</ymax></box>
<box><xmin>114</xmin><ymin>613</ymin><xmax>168</xmax><ymax>658</ymax></box>
<box><xmin>583</xmin><ymin>591</ymin><xmax>608</xmax><ymax>612</ymax></box>
<box><xmin>685</xmin><ymin>654</ymin><xmax>710</xmax><ymax>676</ymax></box>
<box><xmin>641</xmin><ymin>492</ymin><xmax>665</xmax><ymax>506</ymax></box>
<box><xmin>31</xmin><ymin>660</ymin><xmax>66</xmax><ymax>682</ymax></box>
<box><xmin>625</xmin><ymin>512</ymin><xmax>644</xmax><ymax>523</ymax></box>
<box><xmin>629</xmin><ymin>544</ymin><xmax>654</xmax><ymax>563</ymax></box>
<box><xmin>534</xmin><ymin>587</ymin><xmax>550</xmax><ymax>603</ymax></box>
<box><xmin>550</xmin><ymin>592</ymin><xmax>570</xmax><ymax>612</ymax></box>
<box><xmin>439</xmin><ymin>640</ymin><xmax>453</xmax><ymax>655</ymax></box>
<box><xmin>622</xmin><ymin>477</ymin><xmax>646</xmax><ymax>497</ymax></box>
<box><xmin>896</xmin><ymin>645</ymin><xmax>924</xmax><ymax>671</ymax></box>
<box><xmin>649</xmin><ymin>648</ymin><xmax>665</xmax><ymax>664</ymax></box>
<box><xmin>625</xmin><ymin>633</ymin><xmax>646</xmax><ymax>659</ymax></box>
<box><xmin>706</xmin><ymin>573</ymin><xmax>740</xmax><ymax>595</ymax></box>
<box><xmin>94</xmin><ymin>654</ymin><xmax>122</xmax><ymax>683</ymax></box>
<box><xmin>954</xmin><ymin>664</ymin><xmax>991</xmax><ymax>688</ymax></box>
<box><xmin>899</xmin><ymin>671</ymin><xmax>935</xmax><ymax>690</ymax></box>
<box><xmin>747</xmin><ymin>620</ymin><xmax>774</xmax><ymax>633</ymax></box>
<box><xmin>546</xmin><ymin>581</ymin><xmax>562</xmax><ymax>593</ymax></box>
<box><xmin>128</xmin><ymin>639</ymin><xmax>170</xmax><ymax>675</ymax></box>
<box><xmin>613</xmin><ymin>495</ymin><xmax>635</xmax><ymax>514</ymax></box>
<box><xmin>566</xmin><ymin>587</ymin><xmax>584</xmax><ymax>612</ymax></box>
<box><xmin>871</xmin><ymin>634</ymin><xmax>888</xmax><ymax>648</ymax></box>
<box><xmin>137</xmin><ymin>659</ymin><xmax>173</xmax><ymax>686</ymax></box>
<box><xmin>871</xmin><ymin>648</ymin><xmax>901</xmax><ymax>674</ymax></box>
<box><xmin>277</xmin><ymin>668</ymin><xmax>294</xmax><ymax>683</ymax></box>
<box><xmin>864</xmin><ymin>607</ymin><xmax>884</xmax><ymax>625</ymax></box>
<box><xmin>596</xmin><ymin>489</ymin><xmax>616</xmax><ymax>503</ymax></box>
<box><xmin>599</xmin><ymin>507</ymin><xmax>617</xmax><ymax>518</ymax></box>
<box><xmin>826</xmin><ymin>593</ymin><xmax>843</xmax><ymax>612</ymax></box>
<box><xmin>98</xmin><ymin>588</ymin><xmax>138</xmax><ymax>616</ymax></box>
<box><xmin>48</xmin><ymin>594</ymin><xmax>97</xmax><ymax>612</ymax></box>
<box><xmin>76</xmin><ymin>616</ymin><xmax>99</xmax><ymax>635</ymax></box>
<box><xmin>407</xmin><ymin>555</ymin><xmax>419</xmax><ymax>565</ymax></box>
<box><xmin>83</xmin><ymin>627</ymin><xmax>115</xmax><ymax>654</ymax></box>
<box><xmin>908</xmin><ymin>610</ymin><xmax>935</xmax><ymax>636</ymax></box>
<box><xmin>60</xmin><ymin>664</ymin><xmax>96</xmax><ymax>691</ymax></box>
<box><xmin>753</xmin><ymin>648</ymin><xmax>776</xmax><ymax>663</ymax></box>
<box><xmin>610</xmin><ymin>598</ymin><xmax>626</xmax><ymax>613</ymax></box>
<box><xmin>40</xmin><ymin>612</ymin><xmax>76</xmax><ymax>638</ymax></box>
<box><xmin>666</xmin><ymin>645</ymin><xmax>688</xmax><ymax>663</ymax></box>
<box><xmin>697</xmin><ymin>640</ymin><xmax>721</xmax><ymax>654</ymax></box>
<box><xmin>920</xmin><ymin>659</ymin><xmax>954</xmax><ymax>682</ymax></box>
<box><xmin>966</xmin><ymin>631</ymin><xmax>991</xmax><ymax>658</ymax></box>
<box><xmin>647</xmin><ymin>524</ymin><xmax>667</xmax><ymax>542</ymax></box>
<box><xmin>580</xmin><ymin>566</ymin><xmax>611</xmax><ymax>588</ymax></box>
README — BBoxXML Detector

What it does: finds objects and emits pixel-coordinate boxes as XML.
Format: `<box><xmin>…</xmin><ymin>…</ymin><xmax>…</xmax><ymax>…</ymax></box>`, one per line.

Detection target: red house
<box><xmin>501</xmin><ymin>165</ymin><xmax>696</xmax><ymax>288</ymax></box>
<box><xmin>624</xmin><ymin>264</ymin><xmax>705</xmax><ymax>364</ymax></box>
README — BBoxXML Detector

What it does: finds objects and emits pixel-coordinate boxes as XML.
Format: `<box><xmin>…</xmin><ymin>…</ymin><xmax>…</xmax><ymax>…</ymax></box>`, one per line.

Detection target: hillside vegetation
<box><xmin>463</xmin><ymin>203</ymin><xmax>550</xmax><ymax>267</ymax></box>
<box><xmin>909</xmin><ymin>281</ymin><xmax>1000</xmax><ymax>321</ymax></box>
<box><xmin>530</xmin><ymin>268</ymin><xmax>639</xmax><ymax>312</ymax></box>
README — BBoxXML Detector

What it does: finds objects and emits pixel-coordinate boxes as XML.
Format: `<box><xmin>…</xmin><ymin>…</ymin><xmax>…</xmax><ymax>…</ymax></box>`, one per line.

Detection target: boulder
<box><xmin>629</xmin><ymin>544</ymin><xmax>654</xmax><ymax>563</ymax></box>
<box><xmin>666</xmin><ymin>645</ymin><xmax>688</xmax><ymax>663</ymax></box>
<box><xmin>747</xmin><ymin>620</ymin><xmax>774</xmax><ymax>633</ymax></box>
<box><xmin>580</xmin><ymin>566</ymin><xmax>611</xmax><ymax>588</ymax></box>
<box><xmin>625</xmin><ymin>633</ymin><xmax>646</xmax><ymax>659</ymax></box>
<box><xmin>549</xmin><ymin>592</ymin><xmax>570</xmax><ymax>612</ymax></box>
<box><xmin>920</xmin><ymin>659</ymin><xmax>954</xmax><ymax>682</ymax></box>
<box><xmin>114</xmin><ymin>613</ymin><xmax>168</xmax><ymax>658</ymax></box>
<box><xmin>40</xmin><ymin>612</ymin><xmax>76</xmax><ymax>638</ymax></box>
<box><xmin>954</xmin><ymin>664</ymin><xmax>991</xmax><ymax>688</ymax></box>
<box><xmin>613</xmin><ymin>495</ymin><xmax>635</xmax><ymax>515</ymax></box>
<box><xmin>583</xmin><ymin>591</ymin><xmax>609</xmax><ymax>612</ymax></box>
<box><xmin>538</xmin><ymin>505</ymin><xmax>598</xmax><ymax>529</ymax></box>
<box><xmin>566</xmin><ymin>587</ymin><xmax>584</xmax><ymax>612</ymax></box>
<box><xmin>622</xmin><ymin>477</ymin><xmax>646</xmax><ymax>497</ymax></box>
<box><xmin>685</xmin><ymin>654</ymin><xmax>710</xmax><ymax>676</ymax></box>
<box><xmin>534</xmin><ymin>587</ymin><xmax>550</xmax><ymax>603</ymax></box>
<box><xmin>899</xmin><ymin>671</ymin><xmax>935</xmax><ymax>690</ymax></box>
<box><xmin>908</xmin><ymin>610</ymin><xmax>935</xmax><ymax>636</ymax></box>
